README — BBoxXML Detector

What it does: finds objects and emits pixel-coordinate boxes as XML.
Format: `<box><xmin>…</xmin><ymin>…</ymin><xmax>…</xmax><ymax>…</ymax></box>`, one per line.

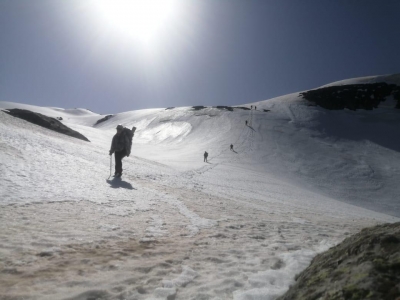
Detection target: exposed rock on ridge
<box><xmin>300</xmin><ymin>83</ymin><xmax>400</xmax><ymax>110</ymax></box>
<box><xmin>94</xmin><ymin>114</ymin><xmax>114</xmax><ymax>126</ymax></box>
<box><xmin>3</xmin><ymin>108</ymin><xmax>90</xmax><ymax>142</ymax></box>
<box><xmin>278</xmin><ymin>222</ymin><xmax>400</xmax><ymax>300</ymax></box>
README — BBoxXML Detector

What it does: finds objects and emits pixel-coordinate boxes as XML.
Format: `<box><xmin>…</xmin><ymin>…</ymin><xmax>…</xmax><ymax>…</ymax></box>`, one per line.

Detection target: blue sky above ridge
<box><xmin>1</xmin><ymin>0</ymin><xmax>399</xmax><ymax>114</ymax></box>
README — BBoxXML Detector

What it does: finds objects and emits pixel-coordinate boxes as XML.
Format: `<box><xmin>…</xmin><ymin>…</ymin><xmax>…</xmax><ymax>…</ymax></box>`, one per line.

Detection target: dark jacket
<box><xmin>110</xmin><ymin>132</ymin><xmax>131</xmax><ymax>154</ymax></box>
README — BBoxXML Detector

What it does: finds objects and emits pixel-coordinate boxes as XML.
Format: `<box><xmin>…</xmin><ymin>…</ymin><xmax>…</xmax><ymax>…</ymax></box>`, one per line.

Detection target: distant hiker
<box><xmin>109</xmin><ymin>125</ymin><xmax>136</xmax><ymax>177</ymax></box>
<box><xmin>204</xmin><ymin>151</ymin><xmax>208</xmax><ymax>162</ymax></box>
<box><xmin>230</xmin><ymin>144</ymin><xmax>233</xmax><ymax>151</ymax></box>
<box><xmin>251</xmin><ymin>105</ymin><xmax>253</xmax><ymax>109</ymax></box>
<box><xmin>255</xmin><ymin>106</ymin><xmax>257</xmax><ymax>110</ymax></box>
<box><xmin>245</xmin><ymin>120</ymin><xmax>248</xmax><ymax>126</ymax></box>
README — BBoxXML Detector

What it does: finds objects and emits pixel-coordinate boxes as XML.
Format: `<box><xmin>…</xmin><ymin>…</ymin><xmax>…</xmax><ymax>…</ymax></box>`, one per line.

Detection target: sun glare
<box><xmin>94</xmin><ymin>0</ymin><xmax>180</xmax><ymax>45</ymax></box>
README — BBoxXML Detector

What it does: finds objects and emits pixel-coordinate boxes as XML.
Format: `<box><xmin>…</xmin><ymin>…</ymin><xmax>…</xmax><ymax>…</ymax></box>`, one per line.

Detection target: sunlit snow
<box><xmin>0</xmin><ymin>75</ymin><xmax>399</xmax><ymax>299</ymax></box>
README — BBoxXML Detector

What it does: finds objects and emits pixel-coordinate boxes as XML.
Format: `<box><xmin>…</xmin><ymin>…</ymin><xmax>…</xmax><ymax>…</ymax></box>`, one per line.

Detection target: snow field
<box><xmin>0</xmin><ymin>184</ymin><xmax>385</xmax><ymax>300</ymax></box>
<box><xmin>1</xmin><ymin>74</ymin><xmax>399</xmax><ymax>299</ymax></box>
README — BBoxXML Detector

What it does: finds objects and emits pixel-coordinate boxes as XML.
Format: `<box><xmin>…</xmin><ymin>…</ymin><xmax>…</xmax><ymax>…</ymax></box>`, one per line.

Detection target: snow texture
<box><xmin>0</xmin><ymin>74</ymin><xmax>399</xmax><ymax>299</ymax></box>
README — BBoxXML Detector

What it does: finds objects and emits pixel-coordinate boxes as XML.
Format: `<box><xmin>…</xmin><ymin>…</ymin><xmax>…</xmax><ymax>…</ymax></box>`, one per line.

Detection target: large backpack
<box><xmin>123</xmin><ymin>126</ymin><xmax>136</xmax><ymax>155</ymax></box>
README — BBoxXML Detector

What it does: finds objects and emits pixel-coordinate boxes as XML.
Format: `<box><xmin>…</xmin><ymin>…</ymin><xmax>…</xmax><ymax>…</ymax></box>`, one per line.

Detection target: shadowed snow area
<box><xmin>0</xmin><ymin>75</ymin><xmax>399</xmax><ymax>299</ymax></box>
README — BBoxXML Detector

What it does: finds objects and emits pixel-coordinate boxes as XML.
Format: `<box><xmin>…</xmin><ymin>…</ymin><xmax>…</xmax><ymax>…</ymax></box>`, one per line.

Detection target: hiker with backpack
<box><xmin>109</xmin><ymin>124</ymin><xmax>136</xmax><ymax>177</ymax></box>
<box><xmin>204</xmin><ymin>151</ymin><xmax>208</xmax><ymax>162</ymax></box>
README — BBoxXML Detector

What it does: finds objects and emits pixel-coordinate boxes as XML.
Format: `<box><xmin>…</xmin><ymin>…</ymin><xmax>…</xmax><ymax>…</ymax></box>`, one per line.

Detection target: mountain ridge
<box><xmin>0</xmin><ymin>74</ymin><xmax>399</xmax><ymax>299</ymax></box>
<box><xmin>1</xmin><ymin>74</ymin><xmax>399</xmax><ymax>217</ymax></box>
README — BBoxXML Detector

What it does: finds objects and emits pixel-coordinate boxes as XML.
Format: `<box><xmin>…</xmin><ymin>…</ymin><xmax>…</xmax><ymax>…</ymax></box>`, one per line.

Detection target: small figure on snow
<box><xmin>251</xmin><ymin>105</ymin><xmax>253</xmax><ymax>109</ymax></box>
<box><xmin>109</xmin><ymin>125</ymin><xmax>135</xmax><ymax>177</ymax></box>
<box><xmin>245</xmin><ymin>120</ymin><xmax>248</xmax><ymax>126</ymax></box>
<box><xmin>230</xmin><ymin>144</ymin><xmax>233</xmax><ymax>151</ymax></box>
<box><xmin>255</xmin><ymin>106</ymin><xmax>257</xmax><ymax>110</ymax></box>
<box><xmin>204</xmin><ymin>151</ymin><xmax>208</xmax><ymax>162</ymax></box>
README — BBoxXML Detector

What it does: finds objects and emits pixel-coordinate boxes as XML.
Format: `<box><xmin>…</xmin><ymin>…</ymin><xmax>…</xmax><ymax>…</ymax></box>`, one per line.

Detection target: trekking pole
<box><xmin>109</xmin><ymin>154</ymin><xmax>112</xmax><ymax>179</ymax></box>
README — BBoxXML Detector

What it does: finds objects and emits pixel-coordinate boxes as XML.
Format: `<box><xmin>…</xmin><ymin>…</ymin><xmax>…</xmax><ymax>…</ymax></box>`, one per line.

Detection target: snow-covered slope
<box><xmin>0</xmin><ymin>74</ymin><xmax>399</xmax><ymax>300</ymax></box>
<box><xmin>0</xmin><ymin>101</ymin><xmax>102</xmax><ymax>126</ymax></box>
<box><xmin>320</xmin><ymin>73</ymin><xmax>400</xmax><ymax>87</ymax></box>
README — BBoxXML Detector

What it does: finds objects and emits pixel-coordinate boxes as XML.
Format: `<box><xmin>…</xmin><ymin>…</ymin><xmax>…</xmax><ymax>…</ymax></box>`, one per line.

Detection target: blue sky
<box><xmin>1</xmin><ymin>0</ymin><xmax>399</xmax><ymax>114</ymax></box>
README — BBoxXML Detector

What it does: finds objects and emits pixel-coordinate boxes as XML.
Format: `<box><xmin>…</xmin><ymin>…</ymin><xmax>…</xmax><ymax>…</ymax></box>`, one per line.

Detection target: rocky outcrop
<box><xmin>191</xmin><ymin>106</ymin><xmax>268</xmax><ymax>112</ymax></box>
<box><xmin>94</xmin><ymin>114</ymin><xmax>114</xmax><ymax>126</ymax></box>
<box><xmin>214</xmin><ymin>106</ymin><xmax>234</xmax><ymax>111</ymax></box>
<box><xmin>192</xmin><ymin>105</ymin><xmax>234</xmax><ymax>111</ymax></box>
<box><xmin>234</xmin><ymin>106</ymin><xmax>251</xmax><ymax>110</ymax></box>
<box><xmin>192</xmin><ymin>106</ymin><xmax>206</xmax><ymax>110</ymax></box>
<box><xmin>300</xmin><ymin>83</ymin><xmax>400</xmax><ymax>110</ymax></box>
<box><xmin>394</xmin><ymin>90</ymin><xmax>400</xmax><ymax>109</ymax></box>
<box><xmin>3</xmin><ymin>109</ymin><xmax>90</xmax><ymax>142</ymax></box>
<box><xmin>278</xmin><ymin>222</ymin><xmax>400</xmax><ymax>300</ymax></box>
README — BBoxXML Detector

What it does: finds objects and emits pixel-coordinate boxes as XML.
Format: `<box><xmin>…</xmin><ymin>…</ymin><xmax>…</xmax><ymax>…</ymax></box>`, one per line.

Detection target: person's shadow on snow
<box><xmin>106</xmin><ymin>178</ymin><xmax>136</xmax><ymax>190</ymax></box>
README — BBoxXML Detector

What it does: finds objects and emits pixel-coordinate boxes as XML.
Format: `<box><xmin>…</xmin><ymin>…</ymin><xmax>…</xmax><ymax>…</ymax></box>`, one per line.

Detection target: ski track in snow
<box><xmin>1</xmin><ymin>83</ymin><xmax>400</xmax><ymax>300</ymax></box>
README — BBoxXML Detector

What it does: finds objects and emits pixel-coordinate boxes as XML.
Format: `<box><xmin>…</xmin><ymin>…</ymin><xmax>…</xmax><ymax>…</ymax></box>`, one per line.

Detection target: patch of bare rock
<box><xmin>278</xmin><ymin>222</ymin><xmax>400</xmax><ymax>300</ymax></box>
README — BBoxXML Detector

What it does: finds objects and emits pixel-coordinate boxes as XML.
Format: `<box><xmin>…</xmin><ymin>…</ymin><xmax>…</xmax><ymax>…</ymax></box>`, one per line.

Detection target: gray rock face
<box><xmin>192</xmin><ymin>106</ymin><xmax>207</xmax><ymax>110</ymax></box>
<box><xmin>300</xmin><ymin>83</ymin><xmax>400</xmax><ymax>110</ymax></box>
<box><xmin>214</xmin><ymin>105</ymin><xmax>234</xmax><ymax>111</ymax></box>
<box><xmin>3</xmin><ymin>108</ymin><xmax>90</xmax><ymax>142</ymax></box>
<box><xmin>94</xmin><ymin>114</ymin><xmax>114</xmax><ymax>126</ymax></box>
<box><xmin>278</xmin><ymin>222</ymin><xmax>400</xmax><ymax>300</ymax></box>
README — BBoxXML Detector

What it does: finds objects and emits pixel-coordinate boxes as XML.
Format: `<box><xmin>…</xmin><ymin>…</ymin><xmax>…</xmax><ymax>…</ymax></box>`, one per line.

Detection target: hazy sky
<box><xmin>1</xmin><ymin>0</ymin><xmax>399</xmax><ymax>114</ymax></box>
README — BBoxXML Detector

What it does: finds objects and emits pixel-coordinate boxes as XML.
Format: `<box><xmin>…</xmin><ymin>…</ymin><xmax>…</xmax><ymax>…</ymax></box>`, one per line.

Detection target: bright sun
<box><xmin>94</xmin><ymin>0</ymin><xmax>180</xmax><ymax>45</ymax></box>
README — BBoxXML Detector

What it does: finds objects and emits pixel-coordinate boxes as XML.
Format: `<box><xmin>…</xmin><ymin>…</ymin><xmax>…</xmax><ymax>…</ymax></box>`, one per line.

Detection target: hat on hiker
<box><xmin>116</xmin><ymin>124</ymin><xmax>123</xmax><ymax>130</ymax></box>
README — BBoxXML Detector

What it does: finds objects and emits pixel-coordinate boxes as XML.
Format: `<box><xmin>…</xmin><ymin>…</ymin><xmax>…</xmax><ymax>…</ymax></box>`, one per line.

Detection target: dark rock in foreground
<box><xmin>278</xmin><ymin>222</ymin><xmax>400</xmax><ymax>300</ymax></box>
<box><xmin>300</xmin><ymin>83</ymin><xmax>400</xmax><ymax>110</ymax></box>
<box><xmin>3</xmin><ymin>109</ymin><xmax>90</xmax><ymax>142</ymax></box>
